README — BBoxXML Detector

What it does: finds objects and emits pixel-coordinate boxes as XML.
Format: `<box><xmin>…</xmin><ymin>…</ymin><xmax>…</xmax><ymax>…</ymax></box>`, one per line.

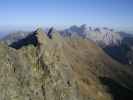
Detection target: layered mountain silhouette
<box><xmin>0</xmin><ymin>27</ymin><xmax>133</xmax><ymax>100</ymax></box>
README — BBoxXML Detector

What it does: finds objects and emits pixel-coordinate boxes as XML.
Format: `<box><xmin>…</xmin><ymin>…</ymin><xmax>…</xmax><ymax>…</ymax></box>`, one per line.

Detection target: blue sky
<box><xmin>0</xmin><ymin>0</ymin><xmax>133</xmax><ymax>31</ymax></box>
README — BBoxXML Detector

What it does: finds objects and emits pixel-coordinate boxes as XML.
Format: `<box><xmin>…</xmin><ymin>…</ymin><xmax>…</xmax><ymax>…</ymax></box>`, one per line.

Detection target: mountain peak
<box><xmin>9</xmin><ymin>27</ymin><xmax>51</xmax><ymax>49</ymax></box>
<box><xmin>34</xmin><ymin>27</ymin><xmax>48</xmax><ymax>44</ymax></box>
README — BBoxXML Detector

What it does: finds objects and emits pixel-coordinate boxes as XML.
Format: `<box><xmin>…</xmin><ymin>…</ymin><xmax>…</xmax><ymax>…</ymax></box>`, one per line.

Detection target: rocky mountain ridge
<box><xmin>0</xmin><ymin>27</ymin><xmax>133</xmax><ymax>100</ymax></box>
<box><xmin>1</xmin><ymin>25</ymin><xmax>133</xmax><ymax>65</ymax></box>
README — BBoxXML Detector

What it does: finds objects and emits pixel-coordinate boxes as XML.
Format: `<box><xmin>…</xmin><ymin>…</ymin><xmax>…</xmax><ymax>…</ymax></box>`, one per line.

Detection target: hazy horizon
<box><xmin>0</xmin><ymin>0</ymin><xmax>133</xmax><ymax>36</ymax></box>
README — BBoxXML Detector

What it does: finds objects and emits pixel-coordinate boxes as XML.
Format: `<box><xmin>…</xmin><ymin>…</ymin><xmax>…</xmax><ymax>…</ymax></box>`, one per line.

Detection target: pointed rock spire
<box><xmin>34</xmin><ymin>27</ymin><xmax>49</xmax><ymax>45</ymax></box>
<box><xmin>47</xmin><ymin>27</ymin><xmax>54</xmax><ymax>39</ymax></box>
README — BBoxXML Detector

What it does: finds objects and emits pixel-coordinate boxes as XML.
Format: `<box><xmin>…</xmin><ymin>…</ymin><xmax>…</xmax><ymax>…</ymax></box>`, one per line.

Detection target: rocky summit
<box><xmin>0</xmin><ymin>28</ymin><xmax>133</xmax><ymax>100</ymax></box>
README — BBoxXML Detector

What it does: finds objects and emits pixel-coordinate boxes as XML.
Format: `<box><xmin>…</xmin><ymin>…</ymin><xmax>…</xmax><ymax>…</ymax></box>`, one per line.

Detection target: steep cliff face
<box><xmin>0</xmin><ymin>28</ymin><xmax>133</xmax><ymax>100</ymax></box>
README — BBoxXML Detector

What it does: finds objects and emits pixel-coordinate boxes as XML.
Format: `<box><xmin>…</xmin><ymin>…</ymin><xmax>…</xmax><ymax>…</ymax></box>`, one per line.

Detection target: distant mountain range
<box><xmin>61</xmin><ymin>24</ymin><xmax>122</xmax><ymax>46</ymax></box>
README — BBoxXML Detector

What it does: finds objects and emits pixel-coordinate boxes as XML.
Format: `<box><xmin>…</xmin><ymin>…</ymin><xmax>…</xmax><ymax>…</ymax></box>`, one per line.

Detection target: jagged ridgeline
<box><xmin>0</xmin><ymin>27</ymin><xmax>133</xmax><ymax>100</ymax></box>
<box><xmin>9</xmin><ymin>27</ymin><xmax>53</xmax><ymax>49</ymax></box>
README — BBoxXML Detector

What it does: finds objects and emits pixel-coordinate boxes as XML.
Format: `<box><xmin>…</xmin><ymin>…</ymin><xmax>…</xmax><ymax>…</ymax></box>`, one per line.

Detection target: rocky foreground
<box><xmin>0</xmin><ymin>28</ymin><xmax>133</xmax><ymax>100</ymax></box>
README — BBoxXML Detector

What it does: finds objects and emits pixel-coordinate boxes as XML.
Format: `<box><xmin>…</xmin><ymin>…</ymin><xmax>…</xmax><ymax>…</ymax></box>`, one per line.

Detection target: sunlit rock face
<box><xmin>62</xmin><ymin>25</ymin><xmax>122</xmax><ymax>47</ymax></box>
